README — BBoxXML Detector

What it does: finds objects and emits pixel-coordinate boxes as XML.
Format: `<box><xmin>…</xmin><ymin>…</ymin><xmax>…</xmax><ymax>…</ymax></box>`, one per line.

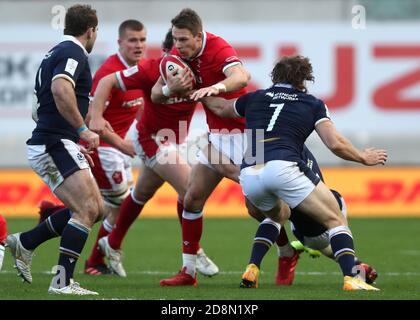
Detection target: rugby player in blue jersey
<box><xmin>7</xmin><ymin>4</ymin><xmax>105</xmax><ymax>295</ymax></box>
<box><xmin>201</xmin><ymin>55</ymin><xmax>387</xmax><ymax>291</ymax></box>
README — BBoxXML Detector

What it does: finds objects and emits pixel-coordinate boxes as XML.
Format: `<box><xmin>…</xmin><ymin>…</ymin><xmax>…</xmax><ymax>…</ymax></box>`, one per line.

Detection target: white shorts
<box><xmin>90</xmin><ymin>146</ymin><xmax>133</xmax><ymax>207</ymax></box>
<box><xmin>27</xmin><ymin>139</ymin><xmax>91</xmax><ymax>192</ymax></box>
<box><xmin>197</xmin><ymin>132</ymin><xmax>246</xmax><ymax>170</ymax></box>
<box><xmin>239</xmin><ymin>160</ymin><xmax>317</xmax><ymax>211</ymax></box>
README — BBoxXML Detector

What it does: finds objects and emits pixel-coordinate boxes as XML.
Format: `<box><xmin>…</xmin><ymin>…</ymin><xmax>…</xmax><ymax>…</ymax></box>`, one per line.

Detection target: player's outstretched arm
<box><xmin>190</xmin><ymin>64</ymin><xmax>249</xmax><ymax>101</ymax></box>
<box><xmin>51</xmin><ymin>77</ymin><xmax>99</xmax><ymax>150</ymax></box>
<box><xmin>201</xmin><ymin>96</ymin><xmax>238</xmax><ymax>118</ymax></box>
<box><xmin>89</xmin><ymin>73</ymin><xmax>118</xmax><ymax>135</ymax></box>
<box><xmin>315</xmin><ymin>120</ymin><xmax>388</xmax><ymax>166</ymax></box>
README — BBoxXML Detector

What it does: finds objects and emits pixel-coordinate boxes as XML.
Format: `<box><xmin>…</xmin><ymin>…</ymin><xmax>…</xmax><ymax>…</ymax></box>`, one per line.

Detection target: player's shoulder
<box><xmin>299</xmin><ymin>91</ymin><xmax>325</xmax><ymax>108</ymax></box>
<box><xmin>54</xmin><ymin>40</ymin><xmax>87</xmax><ymax>60</ymax></box>
<box><xmin>205</xmin><ymin>32</ymin><xmax>230</xmax><ymax>47</ymax></box>
<box><xmin>204</xmin><ymin>32</ymin><xmax>234</xmax><ymax>55</ymax></box>
<box><xmin>94</xmin><ymin>54</ymin><xmax>123</xmax><ymax>78</ymax></box>
<box><xmin>139</xmin><ymin>57</ymin><xmax>161</xmax><ymax>71</ymax></box>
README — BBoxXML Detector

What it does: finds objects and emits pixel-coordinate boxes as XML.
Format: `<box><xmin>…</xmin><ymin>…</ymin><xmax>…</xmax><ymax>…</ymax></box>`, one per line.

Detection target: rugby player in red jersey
<box><xmin>89</xmin><ymin>30</ymin><xmax>219</xmax><ymax>278</ymax></box>
<box><xmin>150</xmin><ymin>9</ymin><xmax>251</xmax><ymax>286</ymax></box>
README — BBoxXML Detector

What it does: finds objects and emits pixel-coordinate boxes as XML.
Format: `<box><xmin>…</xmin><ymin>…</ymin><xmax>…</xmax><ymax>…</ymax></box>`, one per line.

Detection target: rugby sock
<box><xmin>86</xmin><ymin>218</ymin><xmax>113</xmax><ymax>267</ymax></box>
<box><xmin>0</xmin><ymin>214</ymin><xmax>7</xmax><ymax>245</ymax></box>
<box><xmin>276</xmin><ymin>227</ymin><xmax>295</xmax><ymax>257</ymax></box>
<box><xmin>329</xmin><ymin>226</ymin><xmax>356</xmax><ymax>277</ymax></box>
<box><xmin>20</xmin><ymin>208</ymin><xmax>72</xmax><ymax>250</ymax></box>
<box><xmin>108</xmin><ymin>191</ymin><xmax>144</xmax><ymax>250</ymax></box>
<box><xmin>182</xmin><ymin>210</ymin><xmax>203</xmax><ymax>276</ymax></box>
<box><xmin>57</xmin><ymin>219</ymin><xmax>90</xmax><ymax>286</ymax></box>
<box><xmin>250</xmin><ymin>218</ymin><xmax>281</xmax><ymax>268</ymax></box>
<box><xmin>177</xmin><ymin>200</ymin><xmax>202</xmax><ymax>250</ymax></box>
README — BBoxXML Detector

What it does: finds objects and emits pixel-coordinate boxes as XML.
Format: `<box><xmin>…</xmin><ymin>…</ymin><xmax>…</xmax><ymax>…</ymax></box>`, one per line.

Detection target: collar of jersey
<box><xmin>274</xmin><ymin>83</ymin><xmax>293</xmax><ymax>89</ymax></box>
<box><xmin>61</xmin><ymin>35</ymin><xmax>89</xmax><ymax>56</ymax></box>
<box><xmin>117</xmin><ymin>51</ymin><xmax>131</xmax><ymax>68</ymax></box>
<box><xmin>189</xmin><ymin>30</ymin><xmax>207</xmax><ymax>61</ymax></box>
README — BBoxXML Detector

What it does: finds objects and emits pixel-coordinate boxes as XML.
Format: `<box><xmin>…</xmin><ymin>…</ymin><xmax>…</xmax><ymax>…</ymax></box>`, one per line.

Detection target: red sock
<box><xmin>276</xmin><ymin>227</ymin><xmax>289</xmax><ymax>247</ymax></box>
<box><xmin>86</xmin><ymin>223</ymin><xmax>110</xmax><ymax>266</ymax></box>
<box><xmin>182</xmin><ymin>211</ymin><xmax>202</xmax><ymax>254</ymax></box>
<box><xmin>0</xmin><ymin>214</ymin><xmax>7</xmax><ymax>244</ymax></box>
<box><xmin>108</xmin><ymin>194</ymin><xmax>144</xmax><ymax>250</ymax></box>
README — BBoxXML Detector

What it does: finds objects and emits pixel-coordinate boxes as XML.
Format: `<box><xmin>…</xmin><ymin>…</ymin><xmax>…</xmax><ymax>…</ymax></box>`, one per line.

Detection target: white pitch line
<box><xmin>2</xmin><ymin>270</ymin><xmax>420</xmax><ymax>276</ymax></box>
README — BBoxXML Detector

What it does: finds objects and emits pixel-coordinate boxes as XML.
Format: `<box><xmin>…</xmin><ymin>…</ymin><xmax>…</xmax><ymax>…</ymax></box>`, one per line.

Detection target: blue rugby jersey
<box><xmin>234</xmin><ymin>83</ymin><xmax>330</xmax><ymax>169</ymax></box>
<box><xmin>28</xmin><ymin>36</ymin><xmax>92</xmax><ymax>145</ymax></box>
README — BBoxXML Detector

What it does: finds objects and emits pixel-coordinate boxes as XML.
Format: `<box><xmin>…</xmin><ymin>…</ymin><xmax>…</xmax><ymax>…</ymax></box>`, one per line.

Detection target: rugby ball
<box><xmin>159</xmin><ymin>55</ymin><xmax>196</xmax><ymax>87</ymax></box>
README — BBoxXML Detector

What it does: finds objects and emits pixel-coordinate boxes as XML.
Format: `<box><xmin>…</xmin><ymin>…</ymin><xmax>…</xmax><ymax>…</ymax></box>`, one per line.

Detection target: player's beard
<box><xmin>85</xmin><ymin>41</ymin><xmax>94</xmax><ymax>54</ymax></box>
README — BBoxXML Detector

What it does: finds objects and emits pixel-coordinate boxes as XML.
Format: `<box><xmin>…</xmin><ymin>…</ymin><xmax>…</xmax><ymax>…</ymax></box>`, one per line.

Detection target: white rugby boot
<box><xmin>98</xmin><ymin>236</ymin><xmax>127</xmax><ymax>277</ymax></box>
<box><xmin>6</xmin><ymin>233</ymin><xmax>34</xmax><ymax>283</ymax></box>
<box><xmin>48</xmin><ymin>279</ymin><xmax>98</xmax><ymax>295</ymax></box>
<box><xmin>196</xmin><ymin>248</ymin><xmax>219</xmax><ymax>277</ymax></box>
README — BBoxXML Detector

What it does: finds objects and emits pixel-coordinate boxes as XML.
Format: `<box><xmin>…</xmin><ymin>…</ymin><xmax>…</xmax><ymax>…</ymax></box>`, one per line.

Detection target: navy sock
<box><xmin>249</xmin><ymin>218</ymin><xmax>281</xmax><ymax>268</ymax></box>
<box><xmin>56</xmin><ymin>218</ymin><xmax>90</xmax><ymax>287</ymax></box>
<box><xmin>20</xmin><ymin>208</ymin><xmax>72</xmax><ymax>250</ymax></box>
<box><xmin>329</xmin><ymin>226</ymin><xmax>356</xmax><ymax>277</ymax></box>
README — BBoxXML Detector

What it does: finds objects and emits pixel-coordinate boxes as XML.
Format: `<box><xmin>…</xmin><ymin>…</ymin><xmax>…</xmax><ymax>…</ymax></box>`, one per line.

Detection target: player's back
<box><xmin>29</xmin><ymin>38</ymin><xmax>91</xmax><ymax>144</ymax></box>
<box><xmin>237</xmin><ymin>84</ymin><xmax>329</xmax><ymax>167</ymax></box>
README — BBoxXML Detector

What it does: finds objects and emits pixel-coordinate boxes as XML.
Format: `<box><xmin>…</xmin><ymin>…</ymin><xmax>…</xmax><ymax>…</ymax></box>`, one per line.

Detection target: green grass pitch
<box><xmin>0</xmin><ymin>217</ymin><xmax>419</xmax><ymax>300</ymax></box>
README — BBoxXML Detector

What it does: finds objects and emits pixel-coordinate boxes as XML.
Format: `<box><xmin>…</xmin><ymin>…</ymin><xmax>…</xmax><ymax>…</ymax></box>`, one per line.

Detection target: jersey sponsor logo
<box><xmin>122</xmin><ymin>97</ymin><xmax>144</xmax><ymax>108</ymax></box>
<box><xmin>122</xmin><ymin>65</ymin><xmax>139</xmax><ymax>77</ymax></box>
<box><xmin>112</xmin><ymin>171</ymin><xmax>123</xmax><ymax>184</ymax></box>
<box><xmin>64</xmin><ymin>58</ymin><xmax>78</xmax><ymax>76</ymax></box>
<box><xmin>269</xmin><ymin>92</ymin><xmax>298</xmax><ymax>101</ymax></box>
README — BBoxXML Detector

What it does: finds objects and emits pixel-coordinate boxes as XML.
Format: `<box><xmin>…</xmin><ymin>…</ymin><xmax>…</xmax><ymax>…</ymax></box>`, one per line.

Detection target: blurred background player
<box><xmin>0</xmin><ymin>214</ymin><xmax>7</xmax><ymax>271</ymax></box>
<box><xmin>84</xmin><ymin>19</ymin><xmax>146</xmax><ymax>275</ymax></box>
<box><xmin>89</xmin><ymin>29</ymin><xmax>219</xmax><ymax>278</ymax></box>
<box><xmin>152</xmin><ymin>8</ymin><xmax>250</xmax><ymax>287</ymax></box>
<box><xmin>7</xmin><ymin>5</ymin><xmax>103</xmax><ymax>295</ymax></box>
<box><xmin>201</xmin><ymin>55</ymin><xmax>387</xmax><ymax>290</ymax></box>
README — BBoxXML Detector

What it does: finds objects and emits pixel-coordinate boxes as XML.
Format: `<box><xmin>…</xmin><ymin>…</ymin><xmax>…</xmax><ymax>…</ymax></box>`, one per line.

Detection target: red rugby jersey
<box><xmin>116</xmin><ymin>58</ymin><xmax>196</xmax><ymax>144</ymax></box>
<box><xmin>90</xmin><ymin>53</ymin><xmax>144</xmax><ymax>147</ymax></box>
<box><xmin>171</xmin><ymin>32</ymin><xmax>246</xmax><ymax>132</ymax></box>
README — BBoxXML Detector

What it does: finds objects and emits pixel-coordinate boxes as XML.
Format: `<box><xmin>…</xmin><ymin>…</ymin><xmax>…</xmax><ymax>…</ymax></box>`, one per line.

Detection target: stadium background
<box><xmin>0</xmin><ymin>0</ymin><xmax>419</xmax><ymax>218</ymax></box>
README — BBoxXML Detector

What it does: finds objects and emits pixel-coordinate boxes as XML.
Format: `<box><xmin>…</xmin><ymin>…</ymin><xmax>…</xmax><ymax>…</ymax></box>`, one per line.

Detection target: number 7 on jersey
<box><xmin>267</xmin><ymin>103</ymin><xmax>284</xmax><ymax>132</ymax></box>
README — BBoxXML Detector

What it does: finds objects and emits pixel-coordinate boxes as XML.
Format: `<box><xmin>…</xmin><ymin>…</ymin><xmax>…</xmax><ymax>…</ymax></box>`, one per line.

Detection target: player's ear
<box><xmin>196</xmin><ymin>31</ymin><xmax>203</xmax><ymax>41</ymax></box>
<box><xmin>86</xmin><ymin>27</ymin><xmax>93</xmax><ymax>39</ymax></box>
<box><xmin>87</xmin><ymin>26</ymin><xmax>97</xmax><ymax>39</ymax></box>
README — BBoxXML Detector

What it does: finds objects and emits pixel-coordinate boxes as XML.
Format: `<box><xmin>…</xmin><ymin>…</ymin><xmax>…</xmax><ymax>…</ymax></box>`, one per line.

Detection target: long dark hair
<box><xmin>270</xmin><ymin>55</ymin><xmax>314</xmax><ymax>92</ymax></box>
